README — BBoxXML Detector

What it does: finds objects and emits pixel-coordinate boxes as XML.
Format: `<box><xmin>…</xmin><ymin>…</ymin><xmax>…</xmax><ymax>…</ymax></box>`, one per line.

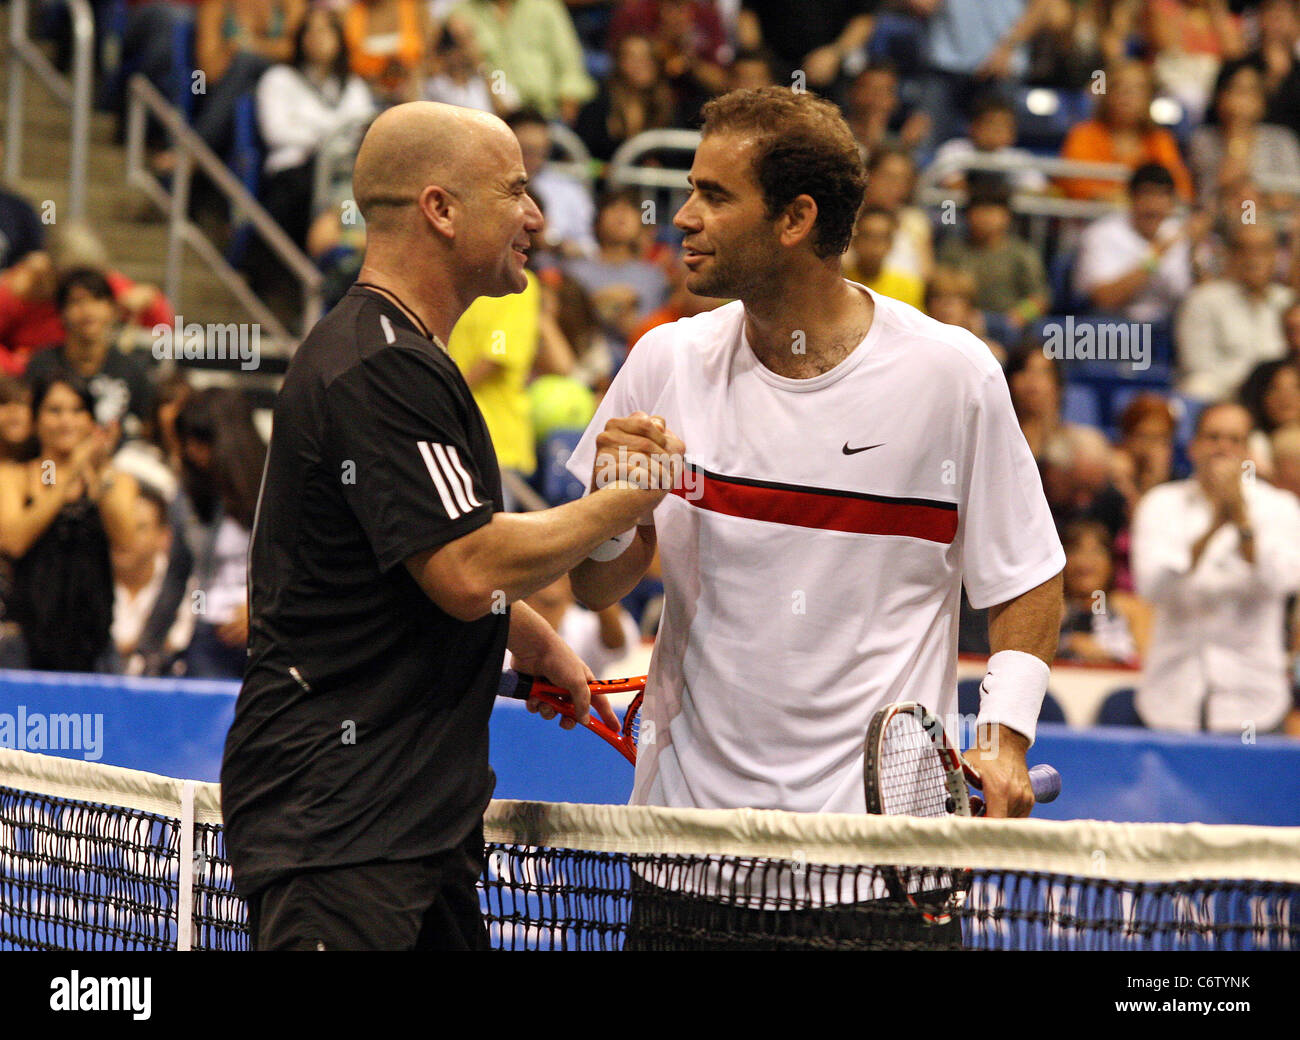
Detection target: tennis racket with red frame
<box><xmin>863</xmin><ymin>701</ymin><xmax>1061</xmax><ymax>924</ymax></box>
<box><xmin>498</xmin><ymin>670</ymin><xmax>646</xmax><ymax>765</ymax></box>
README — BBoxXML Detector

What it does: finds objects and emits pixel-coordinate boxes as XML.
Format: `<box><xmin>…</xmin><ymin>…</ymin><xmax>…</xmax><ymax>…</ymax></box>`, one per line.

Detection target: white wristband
<box><xmin>975</xmin><ymin>650</ymin><xmax>1050</xmax><ymax>747</ymax></box>
<box><xmin>588</xmin><ymin>527</ymin><xmax>636</xmax><ymax>561</ymax></box>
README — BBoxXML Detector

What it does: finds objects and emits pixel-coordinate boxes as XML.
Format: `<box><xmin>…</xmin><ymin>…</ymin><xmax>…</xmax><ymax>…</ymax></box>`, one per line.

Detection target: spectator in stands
<box><xmin>1239</xmin><ymin>357</ymin><xmax>1300</xmax><ymax>477</ymax></box>
<box><xmin>423</xmin><ymin>14</ymin><xmax>516</xmax><ymax>113</ymax></box>
<box><xmin>910</xmin><ymin>0</ymin><xmax>1052</xmax><ymax>147</ymax></box>
<box><xmin>1190</xmin><ymin>59</ymin><xmax>1300</xmax><ymax>216</ymax></box>
<box><xmin>0</xmin><ymin>371</ymin><xmax>140</xmax><ymax>672</ymax></box>
<box><xmin>576</xmin><ymin>33</ymin><xmax>678</xmax><ymax>164</ymax></box>
<box><xmin>174</xmin><ymin>388</ymin><xmax>264</xmax><ymax>679</ymax></box>
<box><xmin>1059</xmin><ymin>60</ymin><xmax>1194</xmax><ymax>202</ymax></box>
<box><xmin>509</xmin><ymin>108</ymin><xmax>596</xmax><ymax>259</ymax></box>
<box><xmin>343</xmin><ymin>0</ymin><xmax>428</xmax><ymax>104</ymax></box>
<box><xmin>176</xmin><ymin>0</ymin><xmax>306</xmax><ymax>164</ymax></box>
<box><xmin>102</xmin><ymin>2</ymin><xmax>201</xmax><ymax>162</ymax></box>
<box><xmin>606</xmin><ymin>0</ymin><xmax>728</xmax><ymax>120</ymax></box>
<box><xmin>521</xmin><ymin>573</ymin><xmax>640</xmax><ymax>678</ymax></box>
<box><xmin>0</xmin><ymin>224</ymin><xmax>173</xmax><ymax>377</ymax></box>
<box><xmin>1286</xmin><ymin>299</ymin><xmax>1300</xmax><ymax>361</ymax></box>
<box><xmin>937</xmin><ymin>178</ymin><xmax>1048</xmax><ymax>342</ymax></box>
<box><xmin>1058</xmin><ymin>519</ymin><xmax>1150</xmax><ymax>666</ymax></box>
<box><xmin>0</xmin><ymin>375</ymin><xmax>32</xmax><ymax>463</ymax></box>
<box><xmin>23</xmin><ymin>269</ymin><xmax>155</xmax><ymax>439</ymax></box>
<box><xmin>112</xmin><ymin>371</ymin><xmax>194</xmax><ymax>504</ymax></box>
<box><xmin>924</xmin><ymin>264</ymin><xmax>1003</xmax><ymax>359</ymax></box>
<box><xmin>112</xmin><ymin>483</ymin><xmax>195</xmax><ymax>677</ymax></box>
<box><xmin>0</xmin><ymin>142</ymin><xmax>44</xmax><ymax>272</ymax></box>
<box><xmin>1272</xmin><ymin>422</ymin><xmax>1300</xmax><ymax>497</ymax></box>
<box><xmin>931</xmin><ymin>92</ymin><xmax>1048</xmax><ymax>194</ymax></box>
<box><xmin>1112</xmin><ymin>392</ymin><xmax>1178</xmax><ymax>512</ymax></box>
<box><xmin>842</xmin><ymin>59</ymin><xmax>930</xmax><ymax>158</ymax></box>
<box><xmin>447</xmin><ymin>270</ymin><xmax>552</xmax><ymax>496</ymax></box>
<box><xmin>862</xmin><ymin>145</ymin><xmax>932</xmax><ymax>280</ymax></box>
<box><xmin>1005</xmin><ymin>345</ymin><xmax>1125</xmax><ymax>540</ymax></box>
<box><xmin>563</xmin><ymin>189</ymin><xmax>669</xmax><ymax>355</ymax></box>
<box><xmin>255</xmin><ymin>5</ymin><xmax>375</xmax><ymax>253</ymax></box>
<box><xmin>845</xmin><ymin>205</ymin><xmax>924</xmax><ymax>309</ymax></box>
<box><xmin>736</xmin><ymin>0</ymin><xmax>876</xmax><ymax>91</ymax></box>
<box><xmin>1074</xmin><ymin>163</ymin><xmax>1205</xmax><ymax>326</ymax></box>
<box><xmin>1251</xmin><ymin>0</ymin><xmax>1300</xmax><ymax>142</ymax></box>
<box><xmin>448</xmin><ymin>0</ymin><xmax>595</xmax><ymax>122</ymax></box>
<box><xmin>1176</xmin><ymin>222</ymin><xmax>1294</xmax><ymax>401</ymax></box>
<box><xmin>1144</xmin><ymin>0</ymin><xmax>1244</xmax><ymax>125</ymax></box>
<box><xmin>1132</xmin><ymin>402</ymin><xmax>1300</xmax><ymax>732</ymax></box>
<box><xmin>728</xmin><ymin>48</ymin><xmax>778</xmax><ymax>91</ymax></box>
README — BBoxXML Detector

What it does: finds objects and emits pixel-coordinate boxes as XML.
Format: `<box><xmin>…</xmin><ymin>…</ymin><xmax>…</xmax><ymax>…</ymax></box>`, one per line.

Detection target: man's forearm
<box><xmin>987</xmin><ymin>571</ymin><xmax>1063</xmax><ymax>663</ymax></box>
<box><xmin>409</xmin><ymin>485</ymin><xmax>659</xmax><ymax>620</ymax></box>
<box><xmin>570</xmin><ymin>526</ymin><xmax>656</xmax><ymax>611</ymax></box>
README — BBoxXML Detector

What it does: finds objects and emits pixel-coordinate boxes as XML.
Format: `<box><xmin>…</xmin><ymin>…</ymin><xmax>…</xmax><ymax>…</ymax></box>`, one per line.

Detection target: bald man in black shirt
<box><xmin>221</xmin><ymin>102</ymin><xmax>682</xmax><ymax>950</ymax></box>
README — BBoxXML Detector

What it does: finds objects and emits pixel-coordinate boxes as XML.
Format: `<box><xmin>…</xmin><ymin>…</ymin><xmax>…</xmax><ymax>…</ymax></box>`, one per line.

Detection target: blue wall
<box><xmin>2</xmin><ymin>670</ymin><xmax>1298</xmax><ymax>825</ymax></box>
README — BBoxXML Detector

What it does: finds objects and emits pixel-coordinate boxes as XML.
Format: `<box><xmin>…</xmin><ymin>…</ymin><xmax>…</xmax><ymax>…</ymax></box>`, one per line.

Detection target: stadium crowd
<box><xmin>1</xmin><ymin>0</ymin><xmax>1299</xmax><ymax>735</ymax></box>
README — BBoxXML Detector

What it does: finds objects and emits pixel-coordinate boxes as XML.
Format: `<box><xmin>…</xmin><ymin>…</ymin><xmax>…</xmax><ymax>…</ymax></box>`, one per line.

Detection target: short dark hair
<box><xmin>700</xmin><ymin>87</ymin><xmax>868</xmax><ymax>259</ymax></box>
<box><xmin>1129</xmin><ymin>162</ymin><xmax>1176</xmax><ymax>195</ymax></box>
<box><xmin>970</xmin><ymin>92</ymin><xmax>1015</xmax><ymax>122</ymax></box>
<box><xmin>967</xmin><ymin>176</ymin><xmax>1012</xmax><ymax>211</ymax></box>
<box><xmin>504</xmin><ymin>107</ymin><xmax>549</xmax><ymax>133</ymax></box>
<box><xmin>55</xmin><ymin>267</ymin><xmax>114</xmax><ymax>312</ymax></box>
<box><xmin>27</xmin><ymin>366</ymin><xmax>96</xmax><ymax>419</ymax></box>
<box><xmin>136</xmin><ymin>482</ymin><xmax>169</xmax><ymax>528</ymax></box>
<box><xmin>596</xmin><ymin>187</ymin><xmax>641</xmax><ymax>216</ymax></box>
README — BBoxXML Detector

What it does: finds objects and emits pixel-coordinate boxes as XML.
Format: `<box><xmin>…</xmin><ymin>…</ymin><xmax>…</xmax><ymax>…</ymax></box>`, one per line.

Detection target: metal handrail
<box><xmin>548</xmin><ymin>121</ymin><xmax>595</xmax><ymax>187</ymax></box>
<box><xmin>607</xmin><ymin>129</ymin><xmax>701</xmax><ymax>191</ymax></box>
<box><xmin>125</xmin><ymin>74</ymin><xmax>322</xmax><ymax>347</ymax></box>
<box><xmin>5</xmin><ymin>0</ymin><xmax>92</xmax><ymax>221</ymax></box>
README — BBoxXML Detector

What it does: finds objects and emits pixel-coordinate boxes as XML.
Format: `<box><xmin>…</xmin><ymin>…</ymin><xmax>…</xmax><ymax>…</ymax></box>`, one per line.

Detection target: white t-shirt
<box><xmin>1073</xmin><ymin>212</ymin><xmax>1192</xmax><ymax>325</ymax></box>
<box><xmin>567</xmin><ymin>284</ymin><xmax>1064</xmax><ymax>816</ymax></box>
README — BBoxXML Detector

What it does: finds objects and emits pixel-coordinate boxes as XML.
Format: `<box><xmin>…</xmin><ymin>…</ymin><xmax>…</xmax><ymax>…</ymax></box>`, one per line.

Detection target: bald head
<box><xmin>353</xmin><ymin>102</ymin><xmax>516</xmax><ymax>231</ymax></box>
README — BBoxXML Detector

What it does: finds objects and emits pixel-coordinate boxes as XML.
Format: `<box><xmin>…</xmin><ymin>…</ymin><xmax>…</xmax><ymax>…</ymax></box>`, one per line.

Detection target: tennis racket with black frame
<box><xmin>863</xmin><ymin>700</ymin><xmax>1061</xmax><ymax>924</ymax></box>
<box><xmin>498</xmin><ymin>670</ymin><xmax>646</xmax><ymax>765</ymax></box>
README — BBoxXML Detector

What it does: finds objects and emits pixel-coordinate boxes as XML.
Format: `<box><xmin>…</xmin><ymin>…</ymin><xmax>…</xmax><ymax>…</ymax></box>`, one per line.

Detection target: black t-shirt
<box><xmin>23</xmin><ymin>344</ymin><xmax>155</xmax><ymax>434</ymax></box>
<box><xmin>0</xmin><ymin>189</ymin><xmax>43</xmax><ymax>270</ymax></box>
<box><xmin>221</xmin><ymin>286</ymin><xmax>507</xmax><ymax>898</ymax></box>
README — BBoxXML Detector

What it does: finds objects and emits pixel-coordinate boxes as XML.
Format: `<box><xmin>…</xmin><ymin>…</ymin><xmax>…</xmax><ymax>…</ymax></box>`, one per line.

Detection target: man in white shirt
<box><xmin>507</xmin><ymin>108</ymin><xmax>596</xmax><ymax>258</ymax></box>
<box><xmin>1074</xmin><ymin>163</ymin><xmax>1202</xmax><ymax>326</ymax></box>
<box><xmin>1175</xmin><ymin>224</ymin><xmax>1294</xmax><ymax>401</ymax></box>
<box><xmin>566</xmin><ymin>86</ymin><xmax>1063</xmax><ymax>823</ymax></box>
<box><xmin>1132</xmin><ymin>403</ymin><xmax>1300</xmax><ymax>732</ymax></box>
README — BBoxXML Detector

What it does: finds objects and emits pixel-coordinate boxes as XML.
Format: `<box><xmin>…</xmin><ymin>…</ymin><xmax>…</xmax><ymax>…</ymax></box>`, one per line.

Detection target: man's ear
<box><xmin>420</xmin><ymin>184</ymin><xmax>457</xmax><ymax>239</ymax></box>
<box><xmin>780</xmin><ymin>194</ymin><xmax>819</xmax><ymax>250</ymax></box>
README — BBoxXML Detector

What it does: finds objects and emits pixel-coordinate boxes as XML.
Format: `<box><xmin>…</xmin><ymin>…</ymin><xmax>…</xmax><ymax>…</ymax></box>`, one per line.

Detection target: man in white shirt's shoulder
<box><xmin>1132</xmin><ymin>403</ymin><xmax>1300</xmax><ymax>732</ymax></box>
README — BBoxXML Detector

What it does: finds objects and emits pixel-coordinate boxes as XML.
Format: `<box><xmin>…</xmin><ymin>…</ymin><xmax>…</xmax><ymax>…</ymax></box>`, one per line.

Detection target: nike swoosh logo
<box><xmin>842</xmin><ymin>442</ymin><xmax>885</xmax><ymax>455</ymax></box>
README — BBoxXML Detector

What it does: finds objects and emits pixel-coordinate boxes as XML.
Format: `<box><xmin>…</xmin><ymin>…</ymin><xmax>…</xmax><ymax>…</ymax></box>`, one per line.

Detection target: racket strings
<box><xmin>878</xmin><ymin>714</ymin><xmax>952</xmax><ymax>818</ymax></box>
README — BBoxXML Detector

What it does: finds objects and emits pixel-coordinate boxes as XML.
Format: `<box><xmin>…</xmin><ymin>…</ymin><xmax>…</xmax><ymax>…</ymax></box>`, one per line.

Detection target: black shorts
<box><xmin>623</xmin><ymin>875</ymin><xmax>964</xmax><ymax>951</ymax></box>
<box><xmin>247</xmin><ymin>825</ymin><xmax>490</xmax><ymax>951</ymax></box>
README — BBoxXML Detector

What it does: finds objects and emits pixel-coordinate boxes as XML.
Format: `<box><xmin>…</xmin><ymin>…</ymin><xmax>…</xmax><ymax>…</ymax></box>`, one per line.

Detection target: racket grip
<box><xmin>1029</xmin><ymin>764</ymin><xmax>1061</xmax><ymax>804</ymax></box>
<box><xmin>497</xmin><ymin>669</ymin><xmax>533</xmax><ymax>701</ymax></box>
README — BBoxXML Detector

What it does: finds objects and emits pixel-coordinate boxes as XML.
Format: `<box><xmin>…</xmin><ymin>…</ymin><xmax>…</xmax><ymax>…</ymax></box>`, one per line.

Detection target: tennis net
<box><xmin>3</xmin><ymin>748</ymin><xmax>1298</xmax><ymax>951</ymax></box>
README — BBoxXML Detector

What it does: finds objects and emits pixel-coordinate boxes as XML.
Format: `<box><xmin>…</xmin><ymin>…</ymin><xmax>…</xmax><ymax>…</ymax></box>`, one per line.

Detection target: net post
<box><xmin>177</xmin><ymin>779</ymin><xmax>196</xmax><ymax>951</ymax></box>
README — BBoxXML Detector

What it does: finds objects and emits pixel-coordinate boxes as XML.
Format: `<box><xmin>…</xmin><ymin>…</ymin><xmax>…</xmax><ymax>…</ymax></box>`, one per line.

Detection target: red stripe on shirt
<box><xmin>671</xmin><ymin>469</ymin><xmax>958</xmax><ymax>544</ymax></box>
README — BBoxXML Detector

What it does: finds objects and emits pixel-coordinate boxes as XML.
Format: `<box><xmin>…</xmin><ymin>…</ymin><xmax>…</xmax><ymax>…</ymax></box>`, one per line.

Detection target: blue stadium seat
<box><xmin>172</xmin><ymin>17</ymin><xmax>196</xmax><ymax>119</ymax></box>
<box><xmin>1062</xmin><ymin>382</ymin><xmax>1101</xmax><ymax>427</ymax></box>
<box><xmin>1095</xmin><ymin>686</ymin><xmax>1143</xmax><ymax>727</ymax></box>
<box><xmin>959</xmin><ymin>678</ymin><xmax>1066</xmax><ymax>725</ymax></box>
<box><xmin>226</xmin><ymin>92</ymin><xmax>263</xmax><ymax>267</ymax></box>
<box><xmin>1048</xmin><ymin>249</ymin><xmax>1082</xmax><ymax>313</ymax></box>
<box><xmin>1039</xmin><ymin>691</ymin><xmax>1066</xmax><ymax>724</ymax></box>
<box><xmin>531</xmin><ymin>429</ymin><xmax>587</xmax><ymax>506</ymax></box>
